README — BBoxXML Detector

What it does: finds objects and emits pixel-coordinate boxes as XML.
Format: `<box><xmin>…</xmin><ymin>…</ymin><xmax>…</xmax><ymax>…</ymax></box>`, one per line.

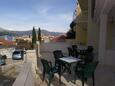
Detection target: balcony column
<box><xmin>99</xmin><ymin>13</ymin><xmax>107</xmax><ymax>65</ymax></box>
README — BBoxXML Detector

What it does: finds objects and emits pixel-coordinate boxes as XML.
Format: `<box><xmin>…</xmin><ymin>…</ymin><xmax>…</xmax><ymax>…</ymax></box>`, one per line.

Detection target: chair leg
<box><xmin>48</xmin><ymin>73</ymin><xmax>54</xmax><ymax>86</ymax></box>
<box><xmin>63</xmin><ymin>64</ymin><xmax>71</xmax><ymax>74</ymax></box>
<box><xmin>74</xmin><ymin>73</ymin><xmax>76</xmax><ymax>84</ymax></box>
<box><xmin>48</xmin><ymin>78</ymin><xmax>51</xmax><ymax>86</ymax></box>
<box><xmin>82</xmin><ymin>79</ymin><xmax>84</xmax><ymax>86</ymax></box>
<box><xmin>42</xmin><ymin>71</ymin><xmax>45</xmax><ymax>81</ymax></box>
<box><xmin>58</xmin><ymin>65</ymin><xmax>61</xmax><ymax>84</ymax></box>
<box><xmin>92</xmin><ymin>74</ymin><xmax>95</xmax><ymax>86</ymax></box>
<box><xmin>68</xmin><ymin>64</ymin><xmax>71</xmax><ymax>74</ymax></box>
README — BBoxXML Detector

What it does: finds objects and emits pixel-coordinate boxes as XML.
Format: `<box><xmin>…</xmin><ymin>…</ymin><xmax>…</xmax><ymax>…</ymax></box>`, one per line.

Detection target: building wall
<box><xmin>106</xmin><ymin>22</ymin><xmax>115</xmax><ymax>50</ymax></box>
<box><xmin>106</xmin><ymin>23</ymin><xmax>113</xmax><ymax>49</ymax></box>
<box><xmin>75</xmin><ymin>2</ymin><xmax>88</xmax><ymax>45</ymax></box>
<box><xmin>76</xmin><ymin>0</ymin><xmax>100</xmax><ymax>51</ymax></box>
<box><xmin>112</xmin><ymin>24</ymin><xmax>115</xmax><ymax>49</ymax></box>
<box><xmin>0</xmin><ymin>35</ymin><xmax>15</xmax><ymax>41</ymax></box>
<box><xmin>0</xmin><ymin>35</ymin><xmax>6</xmax><ymax>40</ymax></box>
<box><xmin>87</xmin><ymin>20</ymin><xmax>99</xmax><ymax>52</ymax></box>
<box><xmin>91</xmin><ymin>0</ymin><xmax>115</xmax><ymax>66</ymax></box>
<box><xmin>76</xmin><ymin>0</ymin><xmax>115</xmax><ymax>66</ymax></box>
<box><xmin>105</xmin><ymin>50</ymin><xmax>115</xmax><ymax>66</ymax></box>
<box><xmin>75</xmin><ymin>0</ymin><xmax>99</xmax><ymax>60</ymax></box>
<box><xmin>77</xmin><ymin>3</ymin><xmax>81</xmax><ymax>16</ymax></box>
<box><xmin>76</xmin><ymin>25</ymin><xmax>87</xmax><ymax>45</ymax></box>
<box><xmin>87</xmin><ymin>0</ymin><xmax>100</xmax><ymax>53</ymax></box>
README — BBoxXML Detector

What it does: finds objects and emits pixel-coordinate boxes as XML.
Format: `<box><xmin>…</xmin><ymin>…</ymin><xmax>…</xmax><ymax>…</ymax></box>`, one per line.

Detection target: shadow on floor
<box><xmin>38</xmin><ymin>73</ymin><xmax>66</xmax><ymax>86</ymax></box>
<box><xmin>0</xmin><ymin>75</ymin><xmax>15</xmax><ymax>86</ymax></box>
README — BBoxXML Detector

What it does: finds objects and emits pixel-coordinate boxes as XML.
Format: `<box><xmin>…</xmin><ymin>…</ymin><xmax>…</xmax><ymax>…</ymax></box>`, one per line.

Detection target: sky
<box><xmin>0</xmin><ymin>0</ymin><xmax>76</xmax><ymax>32</ymax></box>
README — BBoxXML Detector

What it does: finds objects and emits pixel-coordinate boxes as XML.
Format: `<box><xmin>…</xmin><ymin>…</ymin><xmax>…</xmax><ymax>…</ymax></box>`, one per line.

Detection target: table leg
<box><xmin>59</xmin><ymin>63</ymin><xmax>61</xmax><ymax>84</ymax></box>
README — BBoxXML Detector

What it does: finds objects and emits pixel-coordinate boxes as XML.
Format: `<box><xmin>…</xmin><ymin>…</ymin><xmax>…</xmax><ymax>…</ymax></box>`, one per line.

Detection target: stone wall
<box><xmin>0</xmin><ymin>48</ymin><xmax>15</xmax><ymax>58</ymax></box>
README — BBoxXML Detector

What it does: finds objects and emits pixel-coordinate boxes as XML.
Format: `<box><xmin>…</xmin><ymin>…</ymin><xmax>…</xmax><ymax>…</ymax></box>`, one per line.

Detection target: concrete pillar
<box><xmin>99</xmin><ymin>14</ymin><xmax>107</xmax><ymax>65</ymax></box>
<box><xmin>36</xmin><ymin>41</ymin><xmax>41</xmax><ymax>57</ymax></box>
<box><xmin>87</xmin><ymin>0</ymin><xmax>100</xmax><ymax>56</ymax></box>
<box><xmin>87</xmin><ymin>0</ymin><xmax>93</xmax><ymax>45</ymax></box>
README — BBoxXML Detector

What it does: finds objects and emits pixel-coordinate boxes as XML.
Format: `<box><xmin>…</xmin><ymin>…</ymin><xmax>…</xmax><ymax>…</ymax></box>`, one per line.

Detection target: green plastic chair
<box><xmin>75</xmin><ymin>61</ymin><xmax>98</xmax><ymax>86</ymax></box>
<box><xmin>53</xmin><ymin>50</ymin><xmax>64</xmax><ymax>66</ymax></box>
<box><xmin>41</xmin><ymin>59</ymin><xmax>59</xmax><ymax>86</ymax></box>
<box><xmin>53</xmin><ymin>50</ymin><xmax>72</xmax><ymax>74</ymax></box>
<box><xmin>68</xmin><ymin>47</ymin><xmax>74</xmax><ymax>56</ymax></box>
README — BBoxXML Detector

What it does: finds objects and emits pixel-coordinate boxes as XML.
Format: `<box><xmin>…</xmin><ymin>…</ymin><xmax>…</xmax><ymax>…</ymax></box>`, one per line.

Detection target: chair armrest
<box><xmin>62</xmin><ymin>53</ymin><xmax>68</xmax><ymax>57</ymax></box>
<box><xmin>48</xmin><ymin>61</ymin><xmax>53</xmax><ymax>68</ymax></box>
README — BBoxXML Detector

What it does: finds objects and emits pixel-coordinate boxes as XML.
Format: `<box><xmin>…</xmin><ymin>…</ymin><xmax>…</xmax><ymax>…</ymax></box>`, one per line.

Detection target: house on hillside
<box><xmin>0</xmin><ymin>35</ymin><xmax>15</xmax><ymax>48</ymax></box>
<box><xmin>0</xmin><ymin>35</ymin><xmax>15</xmax><ymax>41</ymax></box>
<box><xmin>51</xmin><ymin>35</ymin><xmax>66</xmax><ymax>42</ymax></box>
<box><xmin>70</xmin><ymin>0</ymin><xmax>115</xmax><ymax>66</ymax></box>
<box><xmin>0</xmin><ymin>39</ymin><xmax>16</xmax><ymax>47</ymax></box>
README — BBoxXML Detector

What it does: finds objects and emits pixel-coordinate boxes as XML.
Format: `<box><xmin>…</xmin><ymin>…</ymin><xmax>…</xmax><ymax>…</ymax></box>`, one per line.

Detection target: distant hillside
<box><xmin>0</xmin><ymin>27</ymin><xmax>8</xmax><ymax>31</ymax></box>
<box><xmin>0</xmin><ymin>27</ymin><xmax>64</xmax><ymax>36</ymax></box>
<box><xmin>11</xmin><ymin>30</ymin><xmax>64</xmax><ymax>36</ymax></box>
<box><xmin>0</xmin><ymin>27</ymin><xmax>16</xmax><ymax>36</ymax></box>
<box><xmin>41</xmin><ymin>30</ymin><xmax>64</xmax><ymax>36</ymax></box>
<box><xmin>12</xmin><ymin>30</ymin><xmax>32</xmax><ymax>36</ymax></box>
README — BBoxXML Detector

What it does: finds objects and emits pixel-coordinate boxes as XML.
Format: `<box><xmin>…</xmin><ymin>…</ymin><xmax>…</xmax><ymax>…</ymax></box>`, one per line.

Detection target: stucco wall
<box><xmin>105</xmin><ymin>50</ymin><xmax>115</xmax><ymax>66</ymax></box>
<box><xmin>40</xmin><ymin>42</ymin><xmax>71</xmax><ymax>54</ymax></box>
<box><xmin>106</xmin><ymin>23</ymin><xmax>113</xmax><ymax>49</ymax></box>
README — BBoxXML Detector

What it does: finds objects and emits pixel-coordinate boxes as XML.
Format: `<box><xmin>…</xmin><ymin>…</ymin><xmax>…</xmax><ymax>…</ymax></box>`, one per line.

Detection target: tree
<box><xmin>66</xmin><ymin>29</ymin><xmax>75</xmax><ymax>39</ymax></box>
<box><xmin>32</xmin><ymin>26</ymin><xmax>37</xmax><ymax>45</ymax></box>
<box><xmin>38</xmin><ymin>27</ymin><xmax>41</xmax><ymax>42</ymax></box>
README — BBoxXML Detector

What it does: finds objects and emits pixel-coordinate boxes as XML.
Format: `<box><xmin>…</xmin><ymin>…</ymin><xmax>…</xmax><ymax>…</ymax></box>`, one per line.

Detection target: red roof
<box><xmin>51</xmin><ymin>35</ymin><xmax>66</xmax><ymax>42</ymax></box>
<box><xmin>0</xmin><ymin>39</ymin><xmax>16</xmax><ymax>46</ymax></box>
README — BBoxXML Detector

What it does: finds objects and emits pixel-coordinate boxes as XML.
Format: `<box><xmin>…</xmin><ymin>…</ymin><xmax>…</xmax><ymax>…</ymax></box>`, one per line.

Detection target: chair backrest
<box><xmin>84</xmin><ymin>61</ymin><xmax>99</xmax><ymax>78</ymax></box>
<box><xmin>84</xmin><ymin>52</ymin><xmax>94</xmax><ymax>63</ymax></box>
<box><xmin>86</xmin><ymin>46</ymin><xmax>94</xmax><ymax>53</ymax></box>
<box><xmin>67</xmin><ymin>47</ymin><xmax>74</xmax><ymax>56</ymax></box>
<box><xmin>41</xmin><ymin>59</ymin><xmax>52</xmax><ymax>73</ymax></box>
<box><xmin>72</xmin><ymin>45</ymin><xmax>78</xmax><ymax>51</ymax></box>
<box><xmin>53</xmin><ymin>50</ymin><xmax>64</xmax><ymax>59</ymax></box>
